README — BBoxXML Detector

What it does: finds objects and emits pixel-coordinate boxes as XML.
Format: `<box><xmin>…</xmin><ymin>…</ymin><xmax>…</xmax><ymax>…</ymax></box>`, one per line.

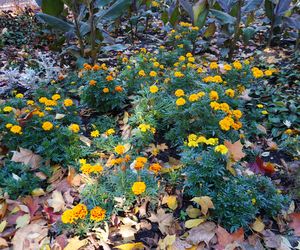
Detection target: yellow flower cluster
<box><xmin>138</xmin><ymin>123</ymin><xmax>156</xmax><ymax>133</ymax></box>
<box><xmin>225</xmin><ymin>89</ymin><xmax>235</xmax><ymax>98</ymax></box>
<box><xmin>174</xmin><ymin>71</ymin><xmax>184</xmax><ymax>78</ymax></box>
<box><xmin>150</xmin><ymin>85</ymin><xmax>159</xmax><ymax>93</ymax></box>
<box><xmin>42</xmin><ymin>121</ymin><xmax>54</xmax><ymax>131</ymax></box>
<box><xmin>214</xmin><ymin>145</ymin><xmax>228</xmax><ymax>154</ymax></box>
<box><xmin>64</xmin><ymin>99</ymin><xmax>73</xmax><ymax>107</ymax></box>
<box><xmin>105</xmin><ymin>128</ymin><xmax>115</xmax><ymax>136</ymax></box>
<box><xmin>91</xmin><ymin>130</ymin><xmax>100</xmax><ymax>137</ymax></box>
<box><xmin>203</xmin><ymin>75</ymin><xmax>223</xmax><ymax>83</ymax></box>
<box><xmin>61</xmin><ymin>204</ymin><xmax>88</xmax><ymax>224</ymax></box>
<box><xmin>233</xmin><ymin>61</ymin><xmax>242</xmax><ymax>70</ymax></box>
<box><xmin>80</xmin><ymin>159</ymin><xmax>103</xmax><ymax>175</ymax></box>
<box><xmin>8</xmin><ymin>124</ymin><xmax>22</xmax><ymax>134</ymax></box>
<box><xmin>187</xmin><ymin>134</ymin><xmax>219</xmax><ymax>148</ymax></box>
<box><xmin>3</xmin><ymin>106</ymin><xmax>13</xmax><ymax>112</ymax></box>
<box><xmin>252</xmin><ymin>67</ymin><xmax>264</xmax><ymax>78</ymax></box>
<box><xmin>149</xmin><ymin>163</ymin><xmax>162</xmax><ymax>173</ymax></box>
<box><xmin>90</xmin><ymin>206</ymin><xmax>106</xmax><ymax>222</ymax></box>
<box><xmin>115</xmin><ymin>144</ymin><xmax>125</xmax><ymax>155</ymax></box>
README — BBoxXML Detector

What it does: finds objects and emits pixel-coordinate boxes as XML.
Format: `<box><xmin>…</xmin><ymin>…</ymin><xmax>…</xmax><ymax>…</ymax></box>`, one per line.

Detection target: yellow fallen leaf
<box><xmin>47</xmin><ymin>190</ymin><xmax>65</xmax><ymax>212</ymax></box>
<box><xmin>0</xmin><ymin>220</ymin><xmax>7</xmax><ymax>233</ymax></box>
<box><xmin>191</xmin><ymin>196</ymin><xmax>214</xmax><ymax>215</ymax></box>
<box><xmin>186</xmin><ymin>206</ymin><xmax>201</xmax><ymax>219</ymax></box>
<box><xmin>64</xmin><ymin>237</ymin><xmax>88</xmax><ymax>250</ymax></box>
<box><xmin>31</xmin><ymin>188</ymin><xmax>45</xmax><ymax>196</ymax></box>
<box><xmin>16</xmin><ymin>214</ymin><xmax>30</xmax><ymax>229</ymax></box>
<box><xmin>115</xmin><ymin>242</ymin><xmax>144</xmax><ymax>250</ymax></box>
<box><xmin>251</xmin><ymin>217</ymin><xmax>265</xmax><ymax>232</ymax></box>
<box><xmin>162</xmin><ymin>195</ymin><xmax>178</xmax><ymax>210</ymax></box>
<box><xmin>158</xmin><ymin>234</ymin><xmax>176</xmax><ymax>249</ymax></box>
<box><xmin>185</xmin><ymin>218</ymin><xmax>206</xmax><ymax>229</ymax></box>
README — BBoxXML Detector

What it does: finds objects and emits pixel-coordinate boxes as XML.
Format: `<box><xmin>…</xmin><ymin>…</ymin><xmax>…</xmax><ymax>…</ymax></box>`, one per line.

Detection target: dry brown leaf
<box><xmin>0</xmin><ymin>199</ymin><xmax>7</xmax><ymax>219</ymax></box>
<box><xmin>0</xmin><ymin>237</ymin><xmax>8</xmax><ymax>248</ymax></box>
<box><xmin>186</xmin><ymin>221</ymin><xmax>216</xmax><ymax>245</ymax></box>
<box><xmin>251</xmin><ymin>217</ymin><xmax>265</xmax><ymax>233</ymax></box>
<box><xmin>215</xmin><ymin>226</ymin><xmax>244</xmax><ymax>250</ymax></box>
<box><xmin>119</xmin><ymin>224</ymin><xmax>137</xmax><ymax>241</ymax></box>
<box><xmin>64</xmin><ymin>237</ymin><xmax>88</xmax><ymax>250</ymax></box>
<box><xmin>170</xmin><ymin>238</ymin><xmax>192</xmax><ymax>250</ymax></box>
<box><xmin>288</xmin><ymin>213</ymin><xmax>300</xmax><ymax>236</ymax></box>
<box><xmin>12</xmin><ymin>221</ymin><xmax>48</xmax><ymax>250</ymax></box>
<box><xmin>191</xmin><ymin>196</ymin><xmax>214</xmax><ymax>215</ymax></box>
<box><xmin>262</xmin><ymin>230</ymin><xmax>282</xmax><ymax>249</ymax></box>
<box><xmin>47</xmin><ymin>190</ymin><xmax>65</xmax><ymax>212</ymax></box>
<box><xmin>11</xmin><ymin>148</ymin><xmax>42</xmax><ymax>169</ymax></box>
<box><xmin>224</xmin><ymin>140</ymin><xmax>246</xmax><ymax>162</ymax></box>
<box><xmin>148</xmin><ymin>208</ymin><xmax>174</xmax><ymax>234</ymax></box>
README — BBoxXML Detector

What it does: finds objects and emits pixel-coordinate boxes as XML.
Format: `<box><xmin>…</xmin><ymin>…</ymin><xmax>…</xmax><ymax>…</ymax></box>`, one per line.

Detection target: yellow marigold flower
<box><xmin>284</xmin><ymin>129</ymin><xmax>293</xmax><ymax>135</ymax></box>
<box><xmin>42</xmin><ymin>121</ymin><xmax>53</xmax><ymax>131</ymax></box>
<box><xmin>233</xmin><ymin>110</ymin><xmax>242</xmax><ymax>119</ymax></box>
<box><xmin>224</xmin><ymin>64</ymin><xmax>232</xmax><ymax>71</ymax></box>
<box><xmin>72</xmin><ymin>204</ymin><xmax>88</xmax><ymax>220</ymax></box>
<box><xmin>176</xmin><ymin>97</ymin><xmax>186</xmax><ymax>106</ymax></box>
<box><xmin>149</xmin><ymin>163</ymin><xmax>162</xmax><ymax>173</ymax></box>
<box><xmin>178</xmin><ymin>56</ymin><xmax>186</xmax><ymax>62</ymax></box>
<box><xmin>261</xmin><ymin>110</ymin><xmax>268</xmax><ymax>115</ymax></box>
<box><xmin>106</xmin><ymin>75</ymin><xmax>114</xmax><ymax>81</ymax></box>
<box><xmin>264</xmin><ymin>70</ymin><xmax>272</xmax><ymax>76</ymax></box>
<box><xmin>149</xmin><ymin>85</ymin><xmax>158</xmax><ymax>93</ymax></box>
<box><xmin>69</xmin><ymin>123</ymin><xmax>80</xmax><ymax>133</ymax></box>
<box><xmin>178</xmin><ymin>44</ymin><xmax>184</xmax><ymax>48</ymax></box>
<box><xmin>175</xmin><ymin>89</ymin><xmax>185</xmax><ymax>97</ymax></box>
<box><xmin>149</xmin><ymin>71</ymin><xmax>157</xmax><ymax>77</ymax></box>
<box><xmin>139</xmin><ymin>123</ymin><xmax>151</xmax><ymax>132</ymax></box>
<box><xmin>138</xmin><ymin>70</ymin><xmax>146</xmax><ymax>77</ymax></box>
<box><xmin>210</xmin><ymin>101</ymin><xmax>220</xmax><ymax>110</ymax></box>
<box><xmin>52</xmin><ymin>94</ymin><xmax>61</xmax><ymax>101</ymax></box>
<box><xmin>257</xmin><ymin>104</ymin><xmax>264</xmax><ymax>108</ymax></box>
<box><xmin>81</xmin><ymin>163</ymin><xmax>92</xmax><ymax>174</ymax></box>
<box><xmin>188</xmin><ymin>57</ymin><xmax>195</xmax><ymax>63</ymax></box>
<box><xmin>188</xmin><ymin>140</ymin><xmax>198</xmax><ymax>147</ymax></box>
<box><xmin>44</xmin><ymin>99</ymin><xmax>57</xmax><ymax>106</ymax></box>
<box><xmin>153</xmin><ymin>62</ymin><xmax>160</xmax><ymax>67</ymax></box>
<box><xmin>64</xmin><ymin>99</ymin><xmax>73</xmax><ymax>107</ymax></box>
<box><xmin>244</xmin><ymin>59</ymin><xmax>250</xmax><ymax>65</ymax></box>
<box><xmin>209</xmin><ymin>62</ymin><xmax>218</xmax><ymax>70</ymax></box>
<box><xmin>92</xmin><ymin>164</ymin><xmax>103</xmax><ymax>174</ymax></box>
<box><xmin>197</xmin><ymin>91</ymin><xmax>205</xmax><ymax>98</ymax></box>
<box><xmin>45</xmin><ymin>107</ymin><xmax>53</xmax><ymax>111</ymax></box>
<box><xmin>132</xmin><ymin>181</ymin><xmax>146</xmax><ymax>195</ymax></box>
<box><xmin>209</xmin><ymin>91</ymin><xmax>219</xmax><ymax>101</ymax></box>
<box><xmin>233</xmin><ymin>61</ymin><xmax>242</xmax><ymax>70</ymax></box>
<box><xmin>89</xmin><ymin>80</ymin><xmax>97</xmax><ymax>86</ymax></box>
<box><xmin>205</xmin><ymin>138</ymin><xmax>219</xmax><ymax>146</ymax></box>
<box><xmin>186</xmin><ymin>52</ymin><xmax>193</xmax><ymax>57</ymax></box>
<box><xmin>39</xmin><ymin>97</ymin><xmax>47</xmax><ymax>104</ymax></box>
<box><xmin>105</xmin><ymin>128</ymin><xmax>115</xmax><ymax>136</ymax></box>
<box><xmin>175</xmin><ymin>35</ymin><xmax>181</xmax><ymax>40</ymax></box>
<box><xmin>134</xmin><ymin>156</ymin><xmax>148</xmax><ymax>170</ymax></box>
<box><xmin>101</xmin><ymin>63</ymin><xmax>108</xmax><ymax>70</ymax></box>
<box><xmin>91</xmin><ymin>130</ymin><xmax>100</xmax><ymax>137</ymax></box>
<box><xmin>232</xmin><ymin>122</ymin><xmax>242</xmax><ymax>130</ymax></box>
<box><xmin>16</xmin><ymin>93</ymin><xmax>24</xmax><ymax>98</ymax></box>
<box><xmin>79</xmin><ymin>159</ymin><xmax>86</xmax><ymax>164</ymax></box>
<box><xmin>5</xmin><ymin>123</ymin><xmax>13</xmax><ymax>129</ymax></box>
<box><xmin>61</xmin><ymin>209</ymin><xmax>75</xmax><ymax>224</ymax></box>
<box><xmin>103</xmin><ymin>87</ymin><xmax>110</xmax><ymax>93</ymax></box>
<box><xmin>251</xmin><ymin>198</ymin><xmax>256</xmax><ymax>205</ymax></box>
<box><xmin>219</xmin><ymin>118</ymin><xmax>231</xmax><ymax>131</ymax></box>
<box><xmin>214</xmin><ymin>145</ymin><xmax>228</xmax><ymax>154</ymax></box>
<box><xmin>191</xmin><ymin>26</ymin><xmax>199</xmax><ymax>31</ymax></box>
<box><xmin>197</xmin><ymin>67</ymin><xmax>203</xmax><ymax>73</ymax></box>
<box><xmin>225</xmin><ymin>89</ymin><xmax>235</xmax><ymax>98</ymax></box>
<box><xmin>140</xmin><ymin>48</ymin><xmax>147</xmax><ymax>53</ymax></box>
<box><xmin>27</xmin><ymin>100</ymin><xmax>34</xmax><ymax>105</ymax></box>
<box><xmin>213</xmin><ymin>75</ymin><xmax>223</xmax><ymax>83</ymax></box>
<box><xmin>174</xmin><ymin>71</ymin><xmax>184</xmax><ymax>78</ymax></box>
<box><xmin>188</xmin><ymin>94</ymin><xmax>199</xmax><ymax>102</ymax></box>
<box><xmin>159</xmin><ymin>65</ymin><xmax>164</xmax><ymax>69</ymax></box>
<box><xmin>197</xmin><ymin>136</ymin><xmax>206</xmax><ymax>143</ymax></box>
<box><xmin>115</xmin><ymin>144</ymin><xmax>125</xmax><ymax>155</ymax></box>
<box><xmin>252</xmin><ymin>68</ymin><xmax>264</xmax><ymax>78</ymax></box>
<box><xmin>90</xmin><ymin>206</ymin><xmax>106</xmax><ymax>222</ymax></box>
<box><xmin>10</xmin><ymin>125</ymin><xmax>22</xmax><ymax>134</ymax></box>
<box><xmin>122</xmin><ymin>57</ymin><xmax>128</xmax><ymax>63</ymax></box>
<box><xmin>3</xmin><ymin>106</ymin><xmax>13</xmax><ymax>112</ymax></box>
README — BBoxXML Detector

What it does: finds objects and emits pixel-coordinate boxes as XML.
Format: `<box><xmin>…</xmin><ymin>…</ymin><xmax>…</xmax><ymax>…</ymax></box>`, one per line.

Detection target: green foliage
<box><xmin>0</xmin><ymin>162</ymin><xmax>45</xmax><ymax>199</ymax></box>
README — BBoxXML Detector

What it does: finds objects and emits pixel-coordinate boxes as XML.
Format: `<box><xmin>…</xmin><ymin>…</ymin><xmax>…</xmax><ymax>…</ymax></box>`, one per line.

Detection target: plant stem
<box><xmin>228</xmin><ymin>0</ymin><xmax>242</xmax><ymax>61</ymax></box>
<box><xmin>72</xmin><ymin>0</ymin><xmax>84</xmax><ymax>57</ymax></box>
<box><xmin>89</xmin><ymin>1</ymin><xmax>97</xmax><ymax>64</ymax></box>
<box><xmin>267</xmin><ymin>20</ymin><xmax>274</xmax><ymax>47</ymax></box>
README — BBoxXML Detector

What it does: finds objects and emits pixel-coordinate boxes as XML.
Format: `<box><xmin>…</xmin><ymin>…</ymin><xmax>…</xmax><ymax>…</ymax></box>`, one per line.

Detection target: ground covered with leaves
<box><xmin>0</xmin><ymin>1</ymin><xmax>300</xmax><ymax>250</ymax></box>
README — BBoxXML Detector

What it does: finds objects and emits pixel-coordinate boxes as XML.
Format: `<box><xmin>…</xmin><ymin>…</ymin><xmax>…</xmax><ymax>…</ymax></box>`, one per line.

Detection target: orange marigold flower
<box><xmin>92</xmin><ymin>64</ymin><xmax>101</xmax><ymax>71</ymax></box>
<box><xmin>115</xmin><ymin>144</ymin><xmax>125</xmax><ymax>155</ymax></box>
<box><xmin>106</xmin><ymin>75</ymin><xmax>114</xmax><ymax>81</ymax></box>
<box><xmin>149</xmin><ymin>163</ymin><xmax>162</xmax><ymax>173</ymax></box>
<box><xmin>72</xmin><ymin>204</ymin><xmax>88</xmax><ymax>219</ymax></box>
<box><xmin>103</xmin><ymin>87</ymin><xmax>110</xmax><ymax>93</ymax></box>
<box><xmin>90</xmin><ymin>206</ymin><xmax>106</xmax><ymax>222</ymax></box>
<box><xmin>90</xmin><ymin>80</ymin><xmax>97</xmax><ymax>86</ymax></box>
<box><xmin>115</xmin><ymin>85</ymin><xmax>123</xmax><ymax>92</ymax></box>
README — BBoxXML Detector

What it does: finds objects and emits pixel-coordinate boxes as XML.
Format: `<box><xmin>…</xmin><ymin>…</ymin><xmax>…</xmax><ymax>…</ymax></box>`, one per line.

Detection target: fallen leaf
<box><xmin>0</xmin><ymin>237</ymin><xmax>8</xmax><ymax>248</ymax></box>
<box><xmin>16</xmin><ymin>214</ymin><xmax>30</xmax><ymax>229</ymax></box>
<box><xmin>239</xmin><ymin>89</ymin><xmax>252</xmax><ymax>101</ymax></box>
<box><xmin>257</xmin><ymin>124</ymin><xmax>267</xmax><ymax>134</ymax></box>
<box><xmin>0</xmin><ymin>199</ymin><xmax>7</xmax><ymax>219</ymax></box>
<box><xmin>47</xmin><ymin>191</ymin><xmax>65</xmax><ymax>213</ymax></box>
<box><xmin>11</xmin><ymin>148</ymin><xmax>42</xmax><ymax>169</ymax></box>
<box><xmin>115</xmin><ymin>242</ymin><xmax>145</xmax><ymax>250</ymax></box>
<box><xmin>224</xmin><ymin>140</ymin><xmax>246</xmax><ymax>162</ymax></box>
<box><xmin>162</xmin><ymin>195</ymin><xmax>178</xmax><ymax>210</ymax></box>
<box><xmin>215</xmin><ymin>226</ymin><xmax>244</xmax><ymax>250</ymax></box>
<box><xmin>0</xmin><ymin>220</ymin><xmax>7</xmax><ymax>233</ymax></box>
<box><xmin>119</xmin><ymin>224</ymin><xmax>137</xmax><ymax>241</ymax></box>
<box><xmin>251</xmin><ymin>218</ymin><xmax>265</xmax><ymax>233</ymax></box>
<box><xmin>170</xmin><ymin>238</ymin><xmax>192</xmax><ymax>250</ymax></box>
<box><xmin>148</xmin><ymin>208</ymin><xmax>174</xmax><ymax>234</ymax></box>
<box><xmin>186</xmin><ymin>221</ymin><xmax>216</xmax><ymax>245</ymax></box>
<box><xmin>79</xmin><ymin>135</ymin><xmax>92</xmax><ymax>147</ymax></box>
<box><xmin>248</xmin><ymin>157</ymin><xmax>275</xmax><ymax>175</ymax></box>
<box><xmin>289</xmin><ymin>213</ymin><xmax>300</xmax><ymax>236</ymax></box>
<box><xmin>185</xmin><ymin>218</ymin><xmax>206</xmax><ymax>229</ymax></box>
<box><xmin>191</xmin><ymin>196</ymin><xmax>214</xmax><ymax>215</ymax></box>
<box><xmin>262</xmin><ymin>230</ymin><xmax>282</xmax><ymax>249</ymax></box>
<box><xmin>64</xmin><ymin>237</ymin><xmax>88</xmax><ymax>250</ymax></box>
<box><xmin>32</xmin><ymin>188</ymin><xmax>46</xmax><ymax>196</ymax></box>
<box><xmin>186</xmin><ymin>206</ymin><xmax>201</xmax><ymax>218</ymax></box>
<box><xmin>158</xmin><ymin>234</ymin><xmax>176</xmax><ymax>249</ymax></box>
